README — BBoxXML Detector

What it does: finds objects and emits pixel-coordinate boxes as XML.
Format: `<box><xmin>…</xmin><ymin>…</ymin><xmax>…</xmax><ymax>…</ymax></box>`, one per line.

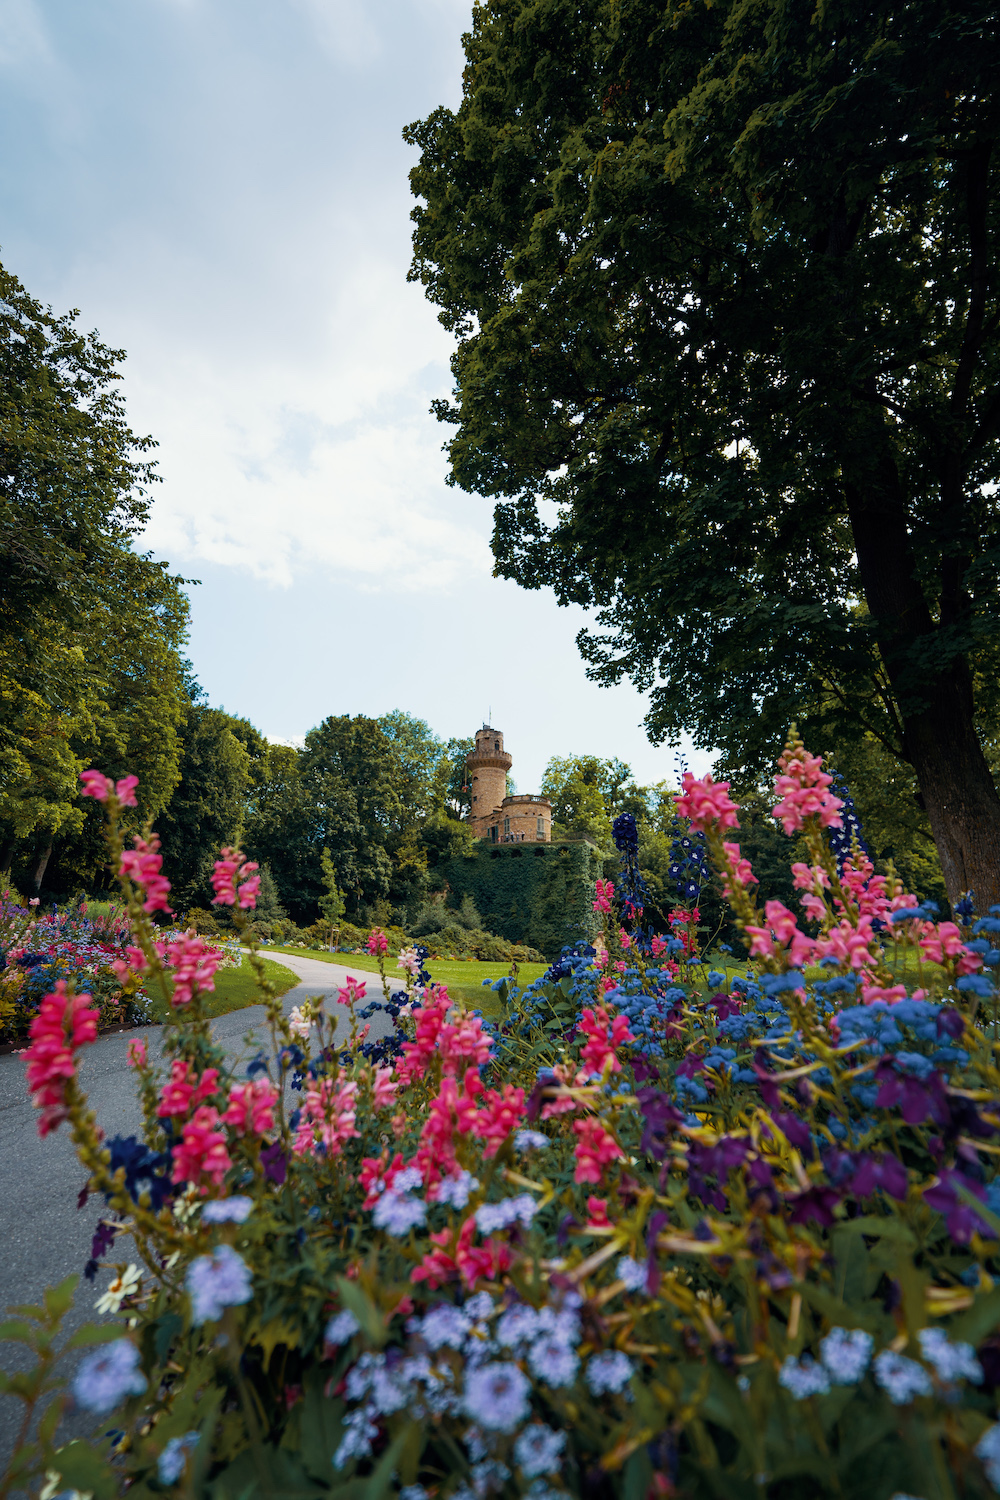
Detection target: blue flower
<box><xmin>202</xmin><ymin>1196</ymin><xmax>252</xmax><ymax>1223</ymax></box>
<box><xmin>586</xmin><ymin>1349</ymin><xmax>634</xmax><ymax>1394</ymax></box>
<box><xmin>187</xmin><ymin>1244</ymin><xmax>253</xmax><ymax>1324</ymax></box>
<box><xmin>72</xmin><ymin>1339</ymin><xmax>147</xmax><ymax>1413</ymax></box>
<box><xmin>463</xmin><ymin>1362</ymin><xmax>530</xmax><ymax>1432</ymax></box>
<box><xmin>158</xmin><ymin>1432</ymin><xmax>199</xmax><ymax>1485</ymax></box>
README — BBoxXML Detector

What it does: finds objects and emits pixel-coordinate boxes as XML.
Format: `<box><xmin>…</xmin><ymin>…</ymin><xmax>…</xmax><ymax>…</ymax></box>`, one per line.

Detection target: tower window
<box><xmin>504</xmin><ymin>816</ymin><xmax>510</xmax><ymax>835</ymax></box>
<box><xmin>495</xmin><ymin>740</ymin><xmax>500</xmax><ymax>751</ymax></box>
<box><xmin>537</xmin><ymin>817</ymin><xmax>545</xmax><ymax>835</ymax></box>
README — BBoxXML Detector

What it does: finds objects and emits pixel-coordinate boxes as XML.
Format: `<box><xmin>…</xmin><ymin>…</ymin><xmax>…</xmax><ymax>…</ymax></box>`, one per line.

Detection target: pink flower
<box><xmin>210</xmin><ymin>847</ymin><xmax>259</xmax><ymax>909</ymax></box>
<box><xmin>23</xmin><ymin>982</ymin><xmax>99</xmax><ymax>1136</ymax></box>
<box><xmin>472</xmin><ymin>1083</ymin><xmax>527</xmax><ymax>1156</ymax></box>
<box><xmin>372</xmin><ymin>1067</ymin><xmax>398</xmax><ymax>1110</ymax></box>
<box><xmin>771</xmin><ymin>743</ymin><xmax>843</xmax><ymax>835</ymax></box>
<box><xmin>119</xmin><ymin>833</ymin><xmax>172</xmax><ymax>915</ymax></box>
<box><xmin>586</xmin><ymin>1196</ymin><xmax>612</xmax><ymax>1230</ymax></box>
<box><xmin>814</xmin><ymin>916</ymin><xmax>880</xmax><ymax>972</ymax></box>
<box><xmin>224</xmin><ymin>1079</ymin><xmax>279</xmax><ymax>1136</ymax></box>
<box><xmin>160</xmin><ymin>931</ymin><xmax>224</xmax><ymax>1006</ymax></box>
<box><xmin>28</xmin><ymin>897</ymin><xmax>40</xmax><ymax>907</ymax></box>
<box><xmin>126</xmin><ymin>1039</ymin><xmax>147</xmax><ymax>1069</ymax></box>
<box><xmin>721</xmin><ymin>843</ymin><xmax>758</xmax><ymax>898</ymax></box>
<box><xmin>578</xmin><ymin>1004</ymin><xmax>635</xmax><ymax>1075</ymax></box>
<box><xmin>171</xmin><ymin>1106</ymin><xmax>232</xmax><ymax>1188</ymax></box>
<box><xmin>367</xmin><ymin>929</ymin><xmax>389</xmax><ymax>956</ymax></box>
<box><xmin>675</xmin><ymin>771</ymin><xmax>740</xmax><ymax>833</ymax></box>
<box><xmin>337</xmin><ymin>976</ymin><xmax>367</xmax><ymax>1008</ymax></box>
<box><xmin>156</xmin><ymin>1061</ymin><xmax>220</xmax><ymax>1118</ymax></box>
<box><xmin>79</xmin><ymin>769</ymin><xmax>139</xmax><ymax>806</ymax></box>
<box><xmin>292</xmin><ymin>1078</ymin><xmax>360</xmax><ymax>1157</ymax></box>
<box><xmin>861</xmin><ymin>984</ymin><xmax>908</xmax><ymax>1005</ymax></box>
<box><xmin>573</xmin><ymin>1117</ymin><xmax>624</xmax><ymax>1184</ymax></box>
<box><xmin>438</xmin><ymin>1012</ymin><xmax>494</xmax><ymax>1072</ymax></box>
<box><xmin>592</xmin><ymin>879</ymin><xmax>615</xmax><ymax>915</ymax></box>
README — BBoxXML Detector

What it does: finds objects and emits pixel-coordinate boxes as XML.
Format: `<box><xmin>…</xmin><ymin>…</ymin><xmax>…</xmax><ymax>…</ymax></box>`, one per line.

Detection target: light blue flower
<box><xmin>976</xmin><ymin>1422</ymin><xmax>1000</xmax><ymax>1490</ymax></box>
<box><xmin>324</xmin><ymin>1309</ymin><xmax>360</xmax><ymax>1345</ymax></box>
<box><xmin>918</xmin><ymin>1326</ymin><xmax>983</xmax><ymax>1383</ymax></box>
<box><xmin>158</xmin><ymin>1431</ymin><xmax>199</xmax><ymax>1485</ymax></box>
<box><xmin>778</xmin><ymin>1355</ymin><xmax>831</xmax><ymax>1400</ymax></box>
<box><xmin>72</xmin><ymin>1339</ymin><xmax>147</xmax><ymax>1413</ymax></box>
<box><xmin>413</xmin><ymin>1303</ymin><xmax>470</xmax><ymax>1350</ymax></box>
<box><xmin>616</xmin><ymin>1256</ymin><xmax>647</xmax><ymax>1292</ymax></box>
<box><xmin>515</xmin><ymin>1424</ymin><xmax>566</xmax><ymax>1478</ymax></box>
<box><xmin>372</xmin><ymin>1190</ymin><xmax>426</xmax><ymax>1236</ymax></box>
<box><xmin>463</xmin><ymin>1361</ymin><xmax>530</xmax><ymax>1432</ymax></box>
<box><xmin>819</xmin><ymin>1327</ymin><xmax>873</xmax><ymax>1384</ymax></box>
<box><xmin>202</xmin><ymin>1196</ymin><xmax>253</xmax><ymax>1223</ymax></box>
<box><xmin>515</xmin><ymin>1129</ymin><xmax>549</xmax><ymax>1151</ymax></box>
<box><xmin>586</xmin><ymin>1349</ymin><xmax>633</xmax><ymax>1395</ymax></box>
<box><xmin>436</xmin><ymin>1170</ymin><xmax>479</xmax><ymax>1208</ymax></box>
<box><xmin>873</xmin><ymin>1349</ymin><xmax>932</xmax><ymax>1404</ymax></box>
<box><xmin>187</xmin><ymin>1244</ymin><xmax>253</xmax><ymax>1324</ymax></box>
<box><xmin>528</xmin><ymin>1334</ymin><xmax>579</xmax><ymax>1387</ymax></box>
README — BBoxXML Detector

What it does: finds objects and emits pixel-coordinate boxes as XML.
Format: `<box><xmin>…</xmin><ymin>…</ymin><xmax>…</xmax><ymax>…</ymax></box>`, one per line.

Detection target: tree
<box><xmin>405</xmin><ymin>0</ymin><xmax>1000</xmax><ymax>905</ymax></box>
<box><xmin>244</xmin><ymin>744</ymin><xmax>321</xmax><ymax>924</ymax></box>
<box><xmin>299</xmin><ymin>715</ymin><xmax>404</xmax><ymax>918</ymax></box>
<box><xmin>540</xmin><ymin>755</ymin><xmax>635</xmax><ymax>844</ymax></box>
<box><xmin>318</xmin><ymin>847</ymin><xmax>346</xmax><ymax>944</ymax></box>
<box><xmin>0</xmin><ymin>256</ymin><xmax>163</xmax><ymax>876</ymax></box>
<box><xmin>159</xmin><ymin>703</ymin><xmax>254</xmax><ymax>911</ymax></box>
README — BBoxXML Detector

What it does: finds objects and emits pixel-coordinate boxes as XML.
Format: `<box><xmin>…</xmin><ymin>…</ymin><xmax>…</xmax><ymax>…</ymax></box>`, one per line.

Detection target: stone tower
<box><xmin>466</xmin><ymin>726</ymin><xmax>552</xmax><ymax>842</ymax></box>
<box><xmin>467</xmin><ymin>726</ymin><xmax>512</xmax><ymax>838</ymax></box>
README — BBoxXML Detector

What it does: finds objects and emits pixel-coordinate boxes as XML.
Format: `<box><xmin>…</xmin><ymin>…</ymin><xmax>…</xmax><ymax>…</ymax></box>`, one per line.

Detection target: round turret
<box><xmin>467</xmin><ymin>726</ymin><xmax>513</xmax><ymax>838</ymax></box>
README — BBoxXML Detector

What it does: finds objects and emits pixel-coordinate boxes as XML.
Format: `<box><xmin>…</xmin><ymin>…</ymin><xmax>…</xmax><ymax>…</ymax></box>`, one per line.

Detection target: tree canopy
<box><xmin>405</xmin><ymin>0</ymin><xmax>1000</xmax><ymax>903</ymax></box>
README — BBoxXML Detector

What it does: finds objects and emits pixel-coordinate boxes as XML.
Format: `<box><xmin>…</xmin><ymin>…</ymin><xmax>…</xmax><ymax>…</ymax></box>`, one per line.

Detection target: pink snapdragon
<box><xmin>593</xmin><ymin>879</ymin><xmax>614</xmax><ymax>915</ymax></box>
<box><xmin>80</xmin><ymin>769</ymin><xmax>139</xmax><ymax>807</ymax></box>
<box><xmin>156</xmin><ymin>1061</ymin><xmax>220</xmax><ymax>1119</ymax></box>
<box><xmin>24</xmin><ymin>982</ymin><xmax>99</xmax><ymax>1136</ymax></box>
<box><xmin>210</xmin><ymin>848</ymin><xmax>260</xmax><ymax>910</ymax></box>
<box><xmin>720</xmin><ymin>843</ymin><xmax>758</xmax><ymax>899</ymax></box>
<box><xmin>578</xmin><ymin>1004</ymin><xmax>635</xmax><ymax>1075</ymax></box>
<box><xmin>367</xmin><ymin>929</ymin><xmax>388</xmax><ymax>956</ymax></box>
<box><xmin>814</xmin><ymin>916</ymin><xmax>881</xmax><ymax>972</ymax></box>
<box><xmin>223</xmin><ymin>1079</ymin><xmax>279</xmax><ymax>1136</ymax></box>
<box><xmin>171</xmin><ymin>1106</ymin><xmax>232</xmax><ymax>1188</ymax></box>
<box><xmin>920</xmin><ymin>921</ymin><xmax>981</xmax><ymax>975</ymax></box>
<box><xmin>161</xmin><ymin>931</ymin><xmax>225</xmax><ymax>1006</ymax></box>
<box><xmin>371</xmin><ymin>1067</ymin><xmax>398</xmax><ymax>1110</ymax></box>
<box><xmin>337</xmin><ymin>976</ymin><xmax>367</xmax><ymax>1008</ymax></box>
<box><xmin>744</xmin><ymin>900</ymin><xmax>816</xmax><ymax>967</ymax></box>
<box><xmin>292</xmin><ymin>1078</ymin><xmax>360</xmax><ymax>1157</ymax></box>
<box><xmin>675</xmin><ymin>771</ymin><xmax>740</xmax><ymax>833</ymax></box>
<box><xmin>573</xmin><ymin>1117</ymin><xmax>624</xmax><ymax>1185</ymax></box>
<box><xmin>119</xmin><ymin>833</ymin><xmax>172</xmax><ymax>915</ymax></box>
<box><xmin>126</xmin><ymin>1039</ymin><xmax>147</xmax><ymax>1069</ymax></box>
<box><xmin>771</xmin><ymin>743</ymin><xmax>843</xmax><ymax>835</ymax></box>
<box><xmin>438</xmin><ymin>1011</ymin><xmax>493</xmax><ymax>1072</ymax></box>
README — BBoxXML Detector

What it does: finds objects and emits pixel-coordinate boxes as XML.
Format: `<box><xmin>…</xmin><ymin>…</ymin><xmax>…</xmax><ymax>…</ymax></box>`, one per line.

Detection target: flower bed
<box><xmin>7</xmin><ymin>743</ymin><xmax>1000</xmax><ymax>1500</ymax></box>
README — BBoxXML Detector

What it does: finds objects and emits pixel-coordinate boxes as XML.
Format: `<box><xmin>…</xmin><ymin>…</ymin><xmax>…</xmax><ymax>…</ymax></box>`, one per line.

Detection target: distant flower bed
<box><xmin>0</xmin><ymin>896</ymin><xmax>240</xmax><ymax>1046</ymax></box>
<box><xmin>8</xmin><ymin>744</ymin><xmax>1000</xmax><ymax>1500</ymax></box>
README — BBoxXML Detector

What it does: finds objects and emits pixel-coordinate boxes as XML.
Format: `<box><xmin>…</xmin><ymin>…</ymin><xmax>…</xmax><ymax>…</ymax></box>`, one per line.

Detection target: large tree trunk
<box><xmin>845</xmin><ymin>459</ymin><xmax>1000</xmax><ymax>910</ymax></box>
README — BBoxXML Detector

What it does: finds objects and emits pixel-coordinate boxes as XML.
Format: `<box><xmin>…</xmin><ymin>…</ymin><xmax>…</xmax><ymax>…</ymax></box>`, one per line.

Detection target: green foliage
<box><xmin>0</xmin><ymin>256</ymin><xmax>190</xmax><ymax>886</ymax></box>
<box><xmin>159</xmin><ymin>703</ymin><xmax>256</xmax><ymax>910</ymax></box>
<box><xmin>443</xmin><ymin>839</ymin><xmax>602</xmax><ymax>957</ymax></box>
<box><xmin>405</xmin><ymin>0</ymin><xmax>1000</xmax><ymax>899</ymax></box>
<box><xmin>317</xmin><ymin>846</ymin><xmax>346</xmax><ymax>936</ymax></box>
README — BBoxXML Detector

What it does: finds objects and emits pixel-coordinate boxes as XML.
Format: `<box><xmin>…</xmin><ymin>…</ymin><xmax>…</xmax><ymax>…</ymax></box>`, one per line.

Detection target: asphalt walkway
<box><xmin>0</xmin><ymin>952</ymin><xmax>395</xmax><ymax>1465</ymax></box>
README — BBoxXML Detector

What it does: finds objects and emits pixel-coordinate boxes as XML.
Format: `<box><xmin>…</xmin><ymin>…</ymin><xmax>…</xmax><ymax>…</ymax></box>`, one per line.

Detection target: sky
<box><xmin>0</xmin><ymin>0</ymin><xmax>712</xmax><ymax>793</ymax></box>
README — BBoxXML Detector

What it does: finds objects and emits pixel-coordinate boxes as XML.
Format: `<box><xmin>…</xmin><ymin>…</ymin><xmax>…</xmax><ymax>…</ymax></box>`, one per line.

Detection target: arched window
<box><xmin>494</xmin><ymin>739</ymin><xmax>500</xmax><ymax>751</ymax></box>
<box><xmin>504</xmin><ymin>816</ymin><xmax>510</xmax><ymax>835</ymax></box>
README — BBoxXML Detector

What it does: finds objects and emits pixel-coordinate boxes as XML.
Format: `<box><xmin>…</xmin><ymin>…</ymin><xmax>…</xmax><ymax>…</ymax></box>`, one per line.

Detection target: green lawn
<box><xmin>148</xmin><ymin>956</ymin><xmax>300</xmax><ymax>1022</ymax></box>
<box><xmin>262</xmin><ymin>946</ymin><xmax>548</xmax><ymax>1013</ymax></box>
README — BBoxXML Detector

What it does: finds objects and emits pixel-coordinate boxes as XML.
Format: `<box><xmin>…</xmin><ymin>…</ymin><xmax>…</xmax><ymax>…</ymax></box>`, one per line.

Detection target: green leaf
<box><xmin>950</xmin><ymin>1285</ymin><xmax>1000</xmax><ymax>1347</ymax></box>
<box><xmin>334</xmin><ymin>1277</ymin><xmax>386</xmax><ymax>1349</ymax></box>
<box><xmin>299</xmin><ymin>1370</ymin><xmax>346</xmax><ymax>1481</ymax></box>
<box><xmin>50</xmin><ymin>1438</ymin><xmax>119</xmax><ymax>1500</ymax></box>
<box><xmin>0</xmin><ymin>1318</ymin><xmax>39</xmax><ymax>1346</ymax></box>
<box><xmin>43</xmin><ymin>1275</ymin><xmax>80</xmax><ymax>1323</ymax></box>
<box><xmin>152</xmin><ymin>1310</ymin><xmax>184</xmax><ymax>1362</ymax></box>
<box><xmin>362</xmin><ymin>1421</ymin><xmax>420</xmax><ymax>1500</ymax></box>
<box><xmin>65</xmin><ymin>1322</ymin><xmax>131</xmax><ymax>1350</ymax></box>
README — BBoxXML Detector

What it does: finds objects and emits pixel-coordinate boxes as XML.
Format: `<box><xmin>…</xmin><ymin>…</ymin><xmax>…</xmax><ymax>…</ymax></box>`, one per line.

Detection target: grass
<box><xmin>263</xmin><ymin>946</ymin><xmax>548</xmax><ymax>1014</ymax></box>
<box><xmin>147</xmin><ymin>956</ymin><xmax>301</xmax><ymax>1022</ymax></box>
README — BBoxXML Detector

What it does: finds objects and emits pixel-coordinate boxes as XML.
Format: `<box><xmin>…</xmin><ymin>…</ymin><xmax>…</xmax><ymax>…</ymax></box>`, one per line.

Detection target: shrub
<box><xmin>7</xmin><ymin>744</ymin><xmax>1000</xmax><ymax>1500</ymax></box>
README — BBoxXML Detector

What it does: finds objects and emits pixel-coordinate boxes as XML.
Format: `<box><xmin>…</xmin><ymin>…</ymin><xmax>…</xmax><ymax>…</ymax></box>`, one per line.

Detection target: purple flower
<box><xmin>260</xmin><ymin>1140</ymin><xmax>287</xmax><ymax>1185</ymax></box>
<box><xmin>923</xmin><ymin>1169</ymin><xmax>993</xmax><ymax>1244</ymax></box>
<box><xmin>72</xmin><ymin>1339</ymin><xmax>147</xmax><ymax>1412</ymax></box>
<box><xmin>786</xmin><ymin>1186</ymin><xmax>841</xmax><ymax>1227</ymax></box>
<box><xmin>875</xmin><ymin>1058</ymin><xmax>948</xmax><ymax>1125</ymax></box>
<box><xmin>637</xmin><ymin>1088</ymin><xmax>685</xmax><ymax>1162</ymax></box>
<box><xmin>187</xmin><ymin>1244</ymin><xmax>253</xmax><ymax>1324</ymax></box>
<box><xmin>462</xmin><ymin>1361</ymin><xmax>530</xmax><ymax>1432</ymax></box>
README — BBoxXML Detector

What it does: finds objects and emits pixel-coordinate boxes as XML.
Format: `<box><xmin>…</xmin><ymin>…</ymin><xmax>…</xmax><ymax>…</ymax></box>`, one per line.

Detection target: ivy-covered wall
<box><xmin>442</xmin><ymin>841</ymin><xmax>602</xmax><ymax>958</ymax></box>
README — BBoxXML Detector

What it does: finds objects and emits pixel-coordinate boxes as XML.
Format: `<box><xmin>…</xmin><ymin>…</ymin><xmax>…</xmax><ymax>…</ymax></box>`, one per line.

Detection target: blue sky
<box><xmin>1</xmin><ymin>0</ymin><xmax>712</xmax><ymax>793</ymax></box>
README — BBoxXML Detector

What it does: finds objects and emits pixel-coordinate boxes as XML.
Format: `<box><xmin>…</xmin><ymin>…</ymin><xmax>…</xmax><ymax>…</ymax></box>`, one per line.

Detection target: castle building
<box><xmin>466</xmin><ymin>726</ymin><xmax>552</xmax><ymax>843</ymax></box>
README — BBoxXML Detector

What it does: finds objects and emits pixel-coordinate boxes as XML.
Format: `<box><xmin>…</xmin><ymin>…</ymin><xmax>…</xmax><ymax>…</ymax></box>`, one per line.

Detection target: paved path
<box><xmin>0</xmin><ymin>952</ymin><xmax>395</xmax><ymax>1464</ymax></box>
